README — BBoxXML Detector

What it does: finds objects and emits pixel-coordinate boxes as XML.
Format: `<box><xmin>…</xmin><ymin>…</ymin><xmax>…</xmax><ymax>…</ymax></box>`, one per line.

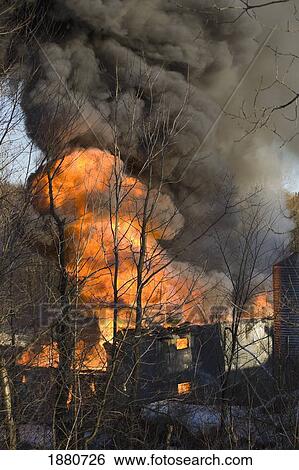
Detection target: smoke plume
<box><xmin>1</xmin><ymin>0</ymin><xmax>290</xmax><ymax>277</ymax></box>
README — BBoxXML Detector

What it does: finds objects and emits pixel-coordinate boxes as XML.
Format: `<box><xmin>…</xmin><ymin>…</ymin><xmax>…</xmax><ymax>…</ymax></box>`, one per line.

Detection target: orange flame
<box><xmin>17</xmin><ymin>340</ymin><xmax>107</xmax><ymax>371</ymax></box>
<box><xmin>23</xmin><ymin>148</ymin><xmax>202</xmax><ymax>370</ymax></box>
<box><xmin>250</xmin><ymin>293</ymin><xmax>273</xmax><ymax>319</ymax></box>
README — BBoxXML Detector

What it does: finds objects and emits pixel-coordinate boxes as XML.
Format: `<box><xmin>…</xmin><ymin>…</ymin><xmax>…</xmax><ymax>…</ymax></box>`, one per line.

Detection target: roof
<box><xmin>274</xmin><ymin>252</ymin><xmax>299</xmax><ymax>268</ymax></box>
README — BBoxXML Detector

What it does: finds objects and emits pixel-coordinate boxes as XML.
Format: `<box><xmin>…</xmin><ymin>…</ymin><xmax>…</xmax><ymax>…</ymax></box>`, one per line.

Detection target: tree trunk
<box><xmin>47</xmin><ymin>170</ymin><xmax>75</xmax><ymax>449</ymax></box>
<box><xmin>0</xmin><ymin>357</ymin><xmax>16</xmax><ymax>449</ymax></box>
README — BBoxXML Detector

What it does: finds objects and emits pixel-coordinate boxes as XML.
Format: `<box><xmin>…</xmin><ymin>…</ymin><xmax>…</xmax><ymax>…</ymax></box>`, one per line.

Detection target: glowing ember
<box><xmin>176</xmin><ymin>337</ymin><xmax>189</xmax><ymax>350</ymax></box>
<box><xmin>177</xmin><ymin>382</ymin><xmax>191</xmax><ymax>394</ymax></box>
<box><xmin>90</xmin><ymin>382</ymin><xmax>96</xmax><ymax>394</ymax></box>
<box><xmin>67</xmin><ymin>386</ymin><xmax>73</xmax><ymax>409</ymax></box>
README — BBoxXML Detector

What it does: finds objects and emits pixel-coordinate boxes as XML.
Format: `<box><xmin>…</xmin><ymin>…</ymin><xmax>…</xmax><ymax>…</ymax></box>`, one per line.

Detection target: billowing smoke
<box><xmin>5</xmin><ymin>1</ymin><xmax>258</xmax><ymax>155</ymax></box>
<box><xmin>1</xmin><ymin>0</ymin><xmax>291</xmax><ymax>282</ymax></box>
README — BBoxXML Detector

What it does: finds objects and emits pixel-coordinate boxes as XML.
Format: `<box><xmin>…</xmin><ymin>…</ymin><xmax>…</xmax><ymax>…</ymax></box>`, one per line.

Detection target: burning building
<box><xmin>0</xmin><ymin>1</ymin><xmax>284</xmax><ymax>372</ymax></box>
<box><xmin>0</xmin><ymin>2</ymin><xmax>292</xmax><ymax>449</ymax></box>
<box><xmin>106</xmin><ymin>323</ymin><xmax>224</xmax><ymax>404</ymax></box>
<box><xmin>14</xmin><ymin>320</ymin><xmax>225</xmax><ymax>418</ymax></box>
<box><xmin>23</xmin><ymin>147</ymin><xmax>204</xmax><ymax>374</ymax></box>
